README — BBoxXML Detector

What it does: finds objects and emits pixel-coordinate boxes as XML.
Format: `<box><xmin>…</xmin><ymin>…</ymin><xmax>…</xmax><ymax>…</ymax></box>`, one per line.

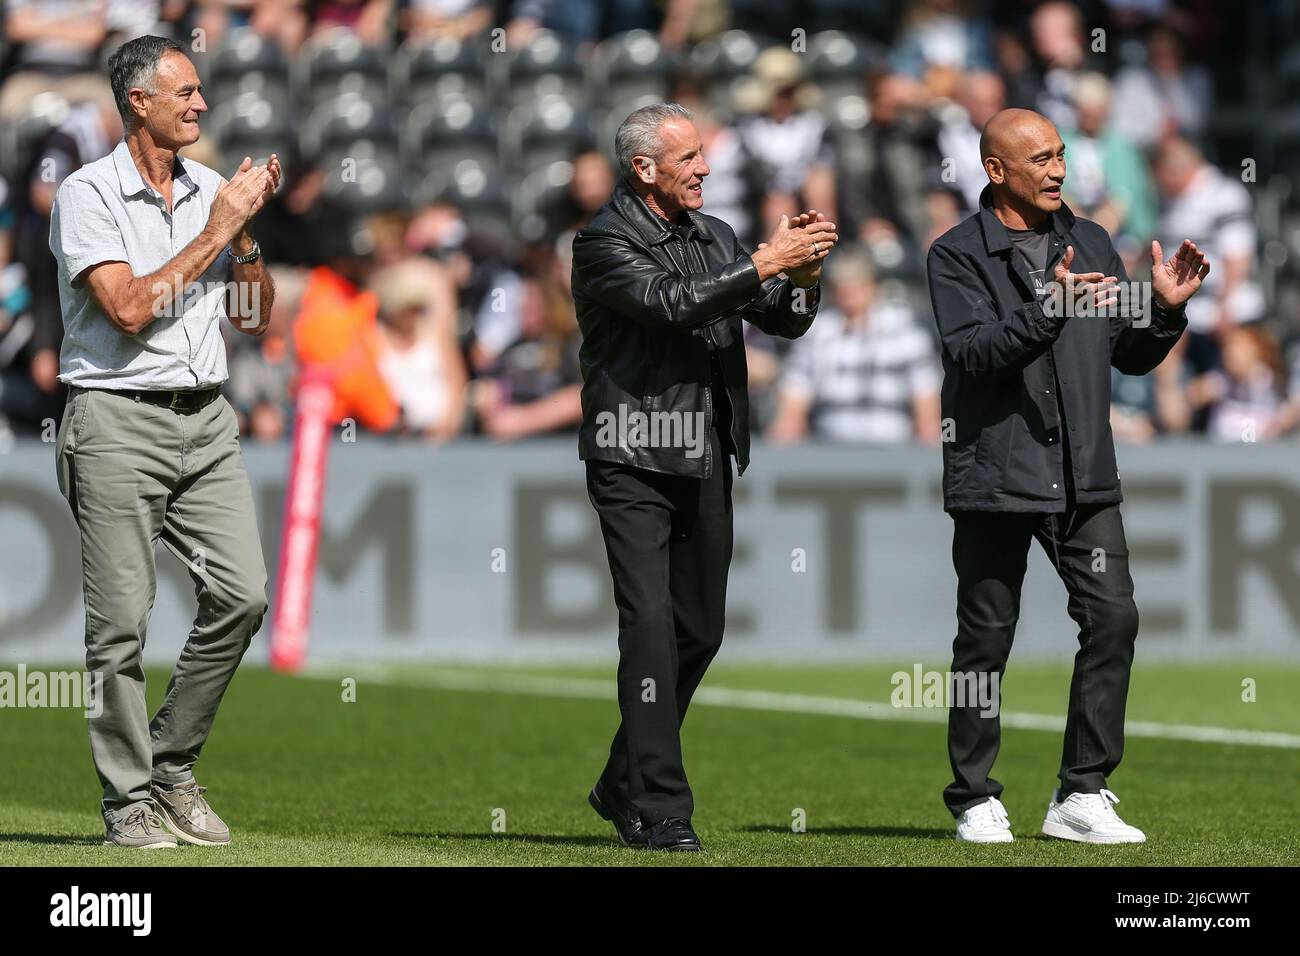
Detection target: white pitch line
<box><xmin>306</xmin><ymin>664</ymin><xmax>1300</xmax><ymax>750</ymax></box>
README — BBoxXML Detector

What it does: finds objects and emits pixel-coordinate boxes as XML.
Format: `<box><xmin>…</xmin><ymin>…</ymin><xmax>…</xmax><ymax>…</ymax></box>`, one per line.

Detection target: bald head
<box><xmin>978</xmin><ymin>108</ymin><xmax>1067</xmax><ymax>226</ymax></box>
<box><xmin>979</xmin><ymin>108</ymin><xmax>1056</xmax><ymax>164</ymax></box>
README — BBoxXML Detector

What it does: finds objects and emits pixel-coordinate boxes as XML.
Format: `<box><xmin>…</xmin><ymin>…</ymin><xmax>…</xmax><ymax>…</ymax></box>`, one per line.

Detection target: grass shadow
<box><xmin>387</xmin><ymin>831</ymin><xmax>615</xmax><ymax>848</ymax></box>
<box><xmin>0</xmin><ymin>832</ymin><xmax>103</xmax><ymax>847</ymax></box>
<box><xmin>739</xmin><ymin>824</ymin><xmax>953</xmax><ymax>840</ymax></box>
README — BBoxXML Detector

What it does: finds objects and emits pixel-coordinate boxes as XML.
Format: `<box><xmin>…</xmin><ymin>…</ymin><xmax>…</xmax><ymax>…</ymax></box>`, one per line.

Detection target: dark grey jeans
<box><xmin>944</xmin><ymin>503</ymin><xmax>1139</xmax><ymax>816</ymax></box>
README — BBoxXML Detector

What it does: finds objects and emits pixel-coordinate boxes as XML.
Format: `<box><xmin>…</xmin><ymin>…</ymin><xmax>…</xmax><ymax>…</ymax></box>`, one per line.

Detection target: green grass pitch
<box><xmin>1</xmin><ymin>660</ymin><xmax>1296</xmax><ymax>866</ymax></box>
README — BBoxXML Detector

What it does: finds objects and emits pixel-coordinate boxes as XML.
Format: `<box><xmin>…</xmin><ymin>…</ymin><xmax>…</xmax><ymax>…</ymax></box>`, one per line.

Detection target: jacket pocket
<box><xmin>975</xmin><ymin>424</ymin><xmax>1007</xmax><ymax>495</ymax></box>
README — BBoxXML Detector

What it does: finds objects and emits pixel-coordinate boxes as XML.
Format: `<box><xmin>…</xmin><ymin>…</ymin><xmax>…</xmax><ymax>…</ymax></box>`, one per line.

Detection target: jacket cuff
<box><xmin>1150</xmin><ymin>298</ymin><xmax>1188</xmax><ymax>330</ymax></box>
<box><xmin>791</xmin><ymin>279</ymin><xmax>820</xmax><ymax>306</ymax></box>
<box><xmin>1029</xmin><ymin>298</ymin><xmax>1066</xmax><ymax>338</ymax></box>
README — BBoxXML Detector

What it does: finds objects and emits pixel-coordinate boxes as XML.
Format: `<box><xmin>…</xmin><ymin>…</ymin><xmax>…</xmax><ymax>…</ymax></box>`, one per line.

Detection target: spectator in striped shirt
<box><xmin>766</xmin><ymin>247</ymin><xmax>941</xmax><ymax>445</ymax></box>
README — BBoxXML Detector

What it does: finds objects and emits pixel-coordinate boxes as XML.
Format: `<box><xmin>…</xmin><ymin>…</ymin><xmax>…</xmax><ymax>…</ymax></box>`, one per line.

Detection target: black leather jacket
<box><xmin>571</xmin><ymin>179</ymin><xmax>820</xmax><ymax>478</ymax></box>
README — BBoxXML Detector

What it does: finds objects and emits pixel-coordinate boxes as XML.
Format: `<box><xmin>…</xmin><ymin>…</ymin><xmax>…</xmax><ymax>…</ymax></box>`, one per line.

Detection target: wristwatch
<box><xmin>231</xmin><ymin>238</ymin><xmax>261</xmax><ymax>264</ymax></box>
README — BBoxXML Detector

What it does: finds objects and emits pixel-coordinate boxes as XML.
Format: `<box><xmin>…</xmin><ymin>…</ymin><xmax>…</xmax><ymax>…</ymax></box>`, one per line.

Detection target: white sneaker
<box><xmin>955</xmin><ymin>796</ymin><xmax>1014</xmax><ymax>843</ymax></box>
<box><xmin>1042</xmin><ymin>788</ymin><xmax>1146</xmax><ymax>844</ymax></box>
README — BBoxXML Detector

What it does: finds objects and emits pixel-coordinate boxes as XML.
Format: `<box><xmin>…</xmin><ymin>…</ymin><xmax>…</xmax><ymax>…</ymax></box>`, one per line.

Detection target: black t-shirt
<box><xmin>1006</xmin><ymin>220</ymin><xmax>1053</xmax><ymax>301</ymax></box>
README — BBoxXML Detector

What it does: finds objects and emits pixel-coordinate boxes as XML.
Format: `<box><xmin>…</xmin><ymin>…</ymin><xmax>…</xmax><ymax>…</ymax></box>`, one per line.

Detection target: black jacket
<box><xmin>927</xmin><ymin>185</ymin><xmax>1186</xmax><ymax>513</ymax></box>
<box><xmin>572</xmin><ymin>179</ymin><xmax>820</xmax><ymax>478</ymax></box>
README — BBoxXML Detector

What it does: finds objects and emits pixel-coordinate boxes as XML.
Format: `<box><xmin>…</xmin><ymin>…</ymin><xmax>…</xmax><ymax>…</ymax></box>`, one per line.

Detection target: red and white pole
<box><xmin>268</xmin><ymin>367</ymin><xmax>335</xmax><ymax>673</ymax></box>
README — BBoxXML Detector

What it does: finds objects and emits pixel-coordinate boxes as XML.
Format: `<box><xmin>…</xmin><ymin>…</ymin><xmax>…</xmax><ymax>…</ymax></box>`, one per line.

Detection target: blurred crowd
<box><xmin>0</xmin><ymin>0</ymin><xmax>1295</xmax><ymax>447</ymax></box>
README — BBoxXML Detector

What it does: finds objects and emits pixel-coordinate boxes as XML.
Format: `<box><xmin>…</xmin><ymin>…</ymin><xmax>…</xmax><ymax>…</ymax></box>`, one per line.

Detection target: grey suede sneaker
<box><xmin>103</xmin><ymin>801</ymin><xmax>178</xmax><ymax>849</ymax></box>
<box><xmin>151</xmin><ymin>780</ymin><xmax>231</xmax><ymax>846</ymax></box>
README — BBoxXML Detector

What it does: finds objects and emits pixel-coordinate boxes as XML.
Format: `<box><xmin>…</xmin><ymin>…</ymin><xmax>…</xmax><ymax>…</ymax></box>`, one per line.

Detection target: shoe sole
<box><xmin>154</xmin><ymin>801</ymin><xmax>231</xmax><ymax>847</ymax></box>
<box><xmin>103</xmin><ymin>839</ymin><xmax>177</xmax><ymax>849</ymax></box>
<box><xmin>955</xmin><ymin>831</ymin><xmax>1014</xmax><ymax>843</ymax></box>
<box><xmin>1041</xmin><ymin>819</ymin><xmax>1146</xmax><ymax>844</ymax></box>
<box><xmin>588</xmin><ymin>789</ymin><xmax>643</xmax><ymax>848</ymax></box>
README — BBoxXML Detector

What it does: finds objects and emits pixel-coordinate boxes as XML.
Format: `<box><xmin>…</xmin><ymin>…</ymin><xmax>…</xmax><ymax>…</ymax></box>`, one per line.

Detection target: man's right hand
<box><xmin>751</xmin><ymin>213</ymin><xmax>838</xmax><ymax>282</ymax></box>
<box><xmin>1051</xmin><ymin>244</ymin><xmax>1118</xmax><ymax>314</ymax></box>
<box><xmin>207</xmin><ymin>157</ymin><xmax>274</xmax><ymax>243</ymax></box>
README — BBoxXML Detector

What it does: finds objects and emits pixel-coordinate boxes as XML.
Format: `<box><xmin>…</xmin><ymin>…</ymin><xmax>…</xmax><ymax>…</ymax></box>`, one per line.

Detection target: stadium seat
<box><xmin>294</xmin><ymin>28</ymin><xmax>389</xmax><ymax>112</ymax></box>
<box><xmin>806</xmin><ymin>31</ymin><xmax>884</xmax><ymax>102</ymax></box>
<box><xmin>513</xmin><ymin>159</ymin><xmax>575</xmax><ymax>241</ymax></box>
<box><xmin>205</xmin><ymin>26</ymin><xmax>289</xmax><ymax>91</ymax></box>
<box><xmin>401</xmin><ymin>95</ymin><xmax>499</xmax><ymax>179</ymax></box>
<box><xmin>390</xmin><ymin>36</ymin><xmax>489</xmax><ymax>109</ymax></box>
<box><xmin>209</xmin><ymin>92</ymin><xmax>296</xmax><ymax>174</ymax></box>
<box><xmin>494</xmin><ymin>28</ymin><xmax>588</xmax><ymax>111</ymax></box>
<box><xmin>501</xmin><ymin>94</ymin><xmax>594</xmax><ymax>177</ymax></box>
<box><xmin>413</xmin><ymin>158</ymin><xmax>513</xmax><ymax>245</ymax></box>
<box><xmin>588</xmin><ymin>30</ymin><xmax>677</xmax><ymax>107</ymax></box>
<box><xmin>300</xmin><ymin>92</ymin><xmax>398</xmax><ymax>167</ymax></box>
<box><xmin>688</xmin><ymin>30</ymin><xmax>776</xmax><ymax>118</ymax></box>
<box><xmin>207</xmin><ymin>69</ymin><xmax>292</xmax><ymax>114</ymax></box>
<box><xmin>317</xmin><ymin>142</ymin><xmax>406</xmax><ymax>213</ymax></box>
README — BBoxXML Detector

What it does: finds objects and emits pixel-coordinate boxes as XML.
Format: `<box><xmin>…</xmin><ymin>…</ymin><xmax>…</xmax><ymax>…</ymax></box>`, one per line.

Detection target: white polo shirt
<box><xmin>49</xmin><ymin>138</ymin><xmax>233</xmax><ymax>390</ymax></box>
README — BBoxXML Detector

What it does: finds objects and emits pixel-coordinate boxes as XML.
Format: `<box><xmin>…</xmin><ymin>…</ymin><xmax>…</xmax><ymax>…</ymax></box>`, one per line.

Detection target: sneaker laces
<box><xmin>1070</xmin><ymin>788</ymin><xmax>1123</xmax><ymax>822</ymax></box>
<box><xmin>171</xmin><ymin>783</ymin><xmax>211</xmax><ymax>822</ymax></box>
<box><xmin>968</xmin><ymin>798</ymin><xmax>1010</xmax><ymax>828</ymax></box>
<box><xmin>120</xmin><ymin>803</ymin><xmax>163</xmax><ymax>836</ymax></box>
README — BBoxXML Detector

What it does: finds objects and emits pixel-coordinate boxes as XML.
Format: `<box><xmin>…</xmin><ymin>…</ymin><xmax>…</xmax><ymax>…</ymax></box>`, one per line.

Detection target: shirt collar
<box><xmin>977</xmin><ymin>182</ymin><xmax>1074</xmax><ymax>254</ymax></box>
<box><xmin>112</xmin><ymin>139</ymin><xmax>198</xmax><ymax>205</ymax></box>
<box><xmin>611</xmin><ymin>178</ymin><xmax>712</xmax><ymax>247</ymax></box>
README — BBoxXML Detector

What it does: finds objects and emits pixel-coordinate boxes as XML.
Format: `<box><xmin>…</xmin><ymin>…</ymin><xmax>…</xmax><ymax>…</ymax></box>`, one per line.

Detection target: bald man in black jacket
<box><xmin>927</xmin><ymin>108</ymin><xmax>1210</xmax><ymax>845</ymax></box>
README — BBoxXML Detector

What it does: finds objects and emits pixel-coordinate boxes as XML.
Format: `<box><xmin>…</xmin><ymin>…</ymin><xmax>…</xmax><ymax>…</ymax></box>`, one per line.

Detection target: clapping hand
<box><xmin>754</xmin><ymin>209</ymin><xmax>838</xmax><ymax>288</ymax></box>
<box><xmin>210</xmin><ymin>155</ymin><xmax>281</xmax><ymax>244</ymax></box>
<box><xmin>1150</xmin><ymin>239</ymin><xmax>1211</xmax><ymax>310</ymax></box>
<box><xmin>1051</xmin><ymin>245</ymin><xmax>1119</xmax><ymax>313</ymax></box>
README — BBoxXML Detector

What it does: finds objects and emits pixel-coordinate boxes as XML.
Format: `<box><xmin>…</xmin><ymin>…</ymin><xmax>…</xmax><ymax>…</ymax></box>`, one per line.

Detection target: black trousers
<box><xmin>944</xmin><ymin>503</ymin><xmax>1139</xmax><ymax>816</ymax></box>
<box><xmin>585</xmin><ymin>430</ymin><xmax>733</xmax><ymax>825</ymax></box>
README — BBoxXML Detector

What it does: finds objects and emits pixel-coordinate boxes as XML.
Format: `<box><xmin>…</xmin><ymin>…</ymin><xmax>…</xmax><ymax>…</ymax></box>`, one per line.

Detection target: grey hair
<box><xmin>614</xmin><ymin>102</ymin><xmax>694</xmax><ymax>182</ymax></box>
<box><xmin>108</xmin><ymin>35</ymin><xmax>186</xmax><ymax>128</ymax></box>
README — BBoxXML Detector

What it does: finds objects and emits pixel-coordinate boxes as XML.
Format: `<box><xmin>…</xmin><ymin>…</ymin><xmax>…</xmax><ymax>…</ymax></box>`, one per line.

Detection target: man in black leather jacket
<box><xmin>927</xmin><ymin>108</ymin><xmax>1211</xmax><ymax>846</ymax></box>
<box><xmin>571</xmin><ymin>102</ymin><xmax>837</xmax><ymax>851</ymax></box>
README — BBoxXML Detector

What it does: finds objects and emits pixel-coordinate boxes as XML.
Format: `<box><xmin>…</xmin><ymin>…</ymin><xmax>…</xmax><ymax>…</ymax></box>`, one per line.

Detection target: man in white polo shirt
<box><xmin>49</xmin><ymin>34</ymin><xmax>280</xmax><ymax>849</ymax></box>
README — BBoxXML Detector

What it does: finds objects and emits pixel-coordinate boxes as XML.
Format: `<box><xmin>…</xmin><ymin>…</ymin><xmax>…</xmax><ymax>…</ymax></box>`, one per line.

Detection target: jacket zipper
<box><xmin>702</xmin><ymin>373</ymin><xmax>713</xmax><ymax>480</ymax></box>
<box><xmin>684</xmin><ymin>230</ymin><xmax>737</xmax><ymax>477</ymax></box>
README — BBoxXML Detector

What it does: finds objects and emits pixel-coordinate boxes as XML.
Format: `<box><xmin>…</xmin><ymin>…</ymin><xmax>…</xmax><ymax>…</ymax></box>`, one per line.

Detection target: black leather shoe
<box><xmin>589</xmin><ymin>782</ymin><xmax>646</xmax><ymax>846</ymax></box>
<box><xmin>644</xmin><ymin>817</ymin><xmax>702</xmax><ymax>852</ymax></box>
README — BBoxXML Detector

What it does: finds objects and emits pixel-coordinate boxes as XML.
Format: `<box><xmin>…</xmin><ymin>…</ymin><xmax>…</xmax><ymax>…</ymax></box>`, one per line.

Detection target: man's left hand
<box><xmin>759</xmin><ymin>208</ymin><xmax>836</xmax><ymax>288</ymax></box>
<box><xmin>232</xmin><ymin>153</ymin><xmax>281</xmax><ymax>254</ymax></box>
<box><xmin>1151</xmin><ymin>238</ymin><xmax>1211</xmax><ymax>309</ymax></box>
